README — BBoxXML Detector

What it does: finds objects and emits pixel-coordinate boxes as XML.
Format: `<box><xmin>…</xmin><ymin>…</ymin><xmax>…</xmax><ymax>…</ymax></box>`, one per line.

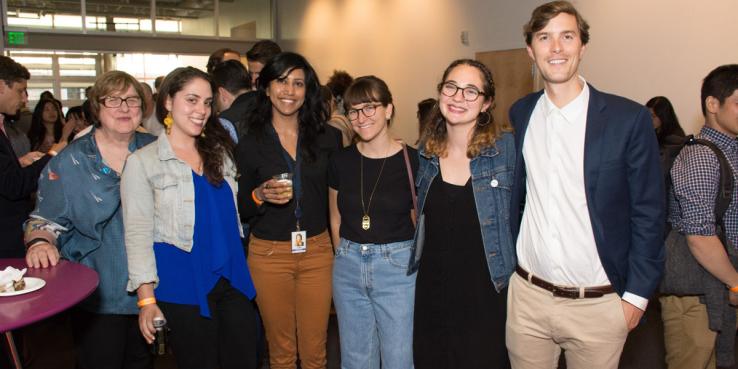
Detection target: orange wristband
<box><xmin>48</xmin><ymin>150</ymin><xmax>58</xmax><ymax>157</ymax></box>
<box><xmin>137</xmin><ymin>297</ymin><xmax>157</xmax><ymax>308</ymax></box>
<box><xmin>730</xmin><ymin>285</ymin><xmax>738</xmax><ymax>293</ymax></box>
<box><xmin>252</xmin><ymin>189</ymin><xmax>264</xmax><ymax>206</ymax></box>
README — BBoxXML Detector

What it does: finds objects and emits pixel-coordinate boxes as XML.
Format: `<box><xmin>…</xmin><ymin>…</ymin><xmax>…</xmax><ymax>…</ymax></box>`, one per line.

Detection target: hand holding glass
<box><xmin>258</xmin><ymin>173</ymin><xmax>293</xmax><ymax>205</ymax></box>
<box><xmin>271</xmin><ymin>173</ymin><xmax>294</xmax><ymax>200</ymax></box>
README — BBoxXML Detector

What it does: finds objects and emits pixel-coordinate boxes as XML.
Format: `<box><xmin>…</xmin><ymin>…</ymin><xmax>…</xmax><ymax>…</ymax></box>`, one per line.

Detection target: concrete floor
<box><xmin>3</xmin><ymin>299</ymin><xmax>736</xmax><ymax>369</ymax></box>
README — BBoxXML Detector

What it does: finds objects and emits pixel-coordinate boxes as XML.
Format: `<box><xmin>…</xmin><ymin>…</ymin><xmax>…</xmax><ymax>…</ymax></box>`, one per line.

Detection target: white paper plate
<box><xmin>0</xmin><ymin>277</ymin><xmax>46</xmax><ymax>297</ymax></box>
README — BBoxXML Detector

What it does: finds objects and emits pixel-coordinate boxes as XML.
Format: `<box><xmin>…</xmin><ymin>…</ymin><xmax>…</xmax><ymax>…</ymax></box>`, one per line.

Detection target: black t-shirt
<box><xmin>328</xmin><ymin>144</ymin><xmax>419</xmax><ymax>244</ymax></box>
<box><xmin>236</xmin><ymin>125</ymin><xmax>343</xmax><ymax>241</ymax></box>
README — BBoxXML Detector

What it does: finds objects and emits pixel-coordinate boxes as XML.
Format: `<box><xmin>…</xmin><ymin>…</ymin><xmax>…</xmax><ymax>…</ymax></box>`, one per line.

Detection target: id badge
<box><xmin>291</xmin><ymin>230</ymin><xmax>307</xmax><ymax>253</ymax></box>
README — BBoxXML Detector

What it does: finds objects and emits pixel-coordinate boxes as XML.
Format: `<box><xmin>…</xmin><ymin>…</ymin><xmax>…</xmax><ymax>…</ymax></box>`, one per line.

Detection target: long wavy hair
<box><xmin>29</xmin><ymin>99</ymin><xmax>63</xmax><ymax>150</ymax></box>
<box><xmin>244</xmin><ymin>52</ymin><xmax>328</xmax><ymax>163</ymax></box>
<box><xmin>420</xmin><ymin>59</ymin><xmax>512</xmax><ymax>158</ymax></box>
<box><xmin>156</xmin><ymin>67</ymin><xmax>234</xmax><ymax>184</ymax></box>
<box><xmin>646</xmin><ymin>96</ymin><xmax>685</xmax><ymax>145</ymax></box>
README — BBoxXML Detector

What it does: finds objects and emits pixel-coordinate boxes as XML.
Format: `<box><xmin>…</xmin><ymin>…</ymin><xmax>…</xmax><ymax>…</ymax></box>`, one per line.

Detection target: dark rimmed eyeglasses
<box><xmin>347</xmin><ymin>103</ymin><xmax>382</xmax><ymax>121</ymax></box>
<box><xmin>99</xmin><ymin>96</ymin><xmax>143</xmax><ymax>108</ymax></box>
<box><xmin>439</xmin><ymin>82</ymin><xmax>485</xmax><ymax>102</ymax></box>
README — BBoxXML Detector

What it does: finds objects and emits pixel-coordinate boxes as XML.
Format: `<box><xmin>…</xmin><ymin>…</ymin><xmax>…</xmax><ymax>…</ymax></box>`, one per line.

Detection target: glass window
<box><xmin>86</xmin><ymin>16</ymin><xmax>109</xmax><ymax>31</ymax></box>
<box><xmin>8</xmin><ymin>51</ymin><xmax>98</xmax><ymax>112</ymax></box>
<box><xmin>115</xmin><ymin>53</ymin><xmax>208</xmax><ymax>82</ymax></box>
<box><xmin>6</xmin><ymin>0</ymin><xmax>82</xmax><ymax>30</ymax></box>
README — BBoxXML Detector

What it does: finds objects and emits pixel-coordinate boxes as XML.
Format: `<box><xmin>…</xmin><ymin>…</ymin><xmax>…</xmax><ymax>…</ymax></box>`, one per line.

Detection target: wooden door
<box><xmin>476</xmin><ymin>48</ymin><xmax>536</xmax><ymax>128</ymax></box>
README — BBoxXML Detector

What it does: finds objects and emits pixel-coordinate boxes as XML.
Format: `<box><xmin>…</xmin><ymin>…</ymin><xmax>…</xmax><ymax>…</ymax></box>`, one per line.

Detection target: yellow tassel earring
<box><xmin>163</xmin><ymin>112</ymin><xmax>173</xmax><ymax>134</ymax></box>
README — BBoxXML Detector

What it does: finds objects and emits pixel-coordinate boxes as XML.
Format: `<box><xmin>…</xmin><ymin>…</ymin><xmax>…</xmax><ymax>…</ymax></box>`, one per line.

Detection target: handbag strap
<box><xmin>401</xmin><ymin>143</ymin><xmax>418</xmax><ymax>219</ymax></box>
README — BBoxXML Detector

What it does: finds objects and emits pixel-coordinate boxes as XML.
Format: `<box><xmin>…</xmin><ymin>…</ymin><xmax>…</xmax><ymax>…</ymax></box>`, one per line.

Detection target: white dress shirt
<box><xmin>516</xmin><ymin>78</ymin><xmax>647</xmax><ymax>310</ymax></box>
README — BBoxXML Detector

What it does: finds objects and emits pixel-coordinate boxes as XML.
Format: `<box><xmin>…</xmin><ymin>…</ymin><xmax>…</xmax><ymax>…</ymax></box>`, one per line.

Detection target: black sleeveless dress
<box><xmin>413</xmin><ymin>176</ymin><xmax>510</xmax><ymax>369</ymax></box>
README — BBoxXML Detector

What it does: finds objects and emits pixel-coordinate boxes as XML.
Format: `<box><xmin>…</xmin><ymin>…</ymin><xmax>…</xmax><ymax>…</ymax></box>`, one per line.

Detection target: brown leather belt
<box><xmin>515</xmin><ymin>265</ymin><xmax>615</xmax><ymax>299</ymax></box>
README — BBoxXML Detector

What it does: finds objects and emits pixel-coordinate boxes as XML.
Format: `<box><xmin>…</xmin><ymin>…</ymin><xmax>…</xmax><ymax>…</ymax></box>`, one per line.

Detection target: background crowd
<box><xmin>2</xmin><ymin>1</ymin><xmax>738</xmax><ymax>369</ymax></box>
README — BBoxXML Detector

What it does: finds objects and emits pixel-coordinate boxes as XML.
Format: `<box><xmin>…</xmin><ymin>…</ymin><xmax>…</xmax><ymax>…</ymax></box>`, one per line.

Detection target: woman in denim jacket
<box><xmin>328</xmin><ymin>76</ymin><xmax>419</xmax><ymax>369</ymax></box>
<box><xmin>24</xmin><ymin>71</ymin><xmax>155</xmax><ymax>369</ymax></box>
<box><xmin>411</xmin><ymin>59</ymin><xmax>515</xmax><ymax>369</ymax></box>
<box><xmin>121</xmin><ymin>67</ymin><xmax>257</xmax><ymax>369</ymax></box>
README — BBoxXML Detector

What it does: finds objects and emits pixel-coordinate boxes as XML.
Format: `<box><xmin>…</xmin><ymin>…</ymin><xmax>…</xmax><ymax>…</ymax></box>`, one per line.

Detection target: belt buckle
<box><xmin>552</xmin><ymin>286</ymin><xmax>577</xmax><ymax>299</ymax></box>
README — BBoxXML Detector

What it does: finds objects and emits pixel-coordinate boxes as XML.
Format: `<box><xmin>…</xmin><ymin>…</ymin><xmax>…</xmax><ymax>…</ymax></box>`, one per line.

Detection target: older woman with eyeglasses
<box><xmin>24</xmin><ymin>71</ymin><xmax>155</xmax><ymax>369</ymax></box>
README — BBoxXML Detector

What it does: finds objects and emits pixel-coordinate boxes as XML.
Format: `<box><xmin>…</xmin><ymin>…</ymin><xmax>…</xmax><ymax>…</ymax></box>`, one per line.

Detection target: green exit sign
<box><xmin>7</xmin><ymin>32</ymin><xmax>27</xmax><ymax>46</ymax></box>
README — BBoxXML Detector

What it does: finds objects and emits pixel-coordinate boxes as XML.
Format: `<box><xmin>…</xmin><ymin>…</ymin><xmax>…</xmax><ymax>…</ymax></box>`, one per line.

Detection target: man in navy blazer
<box><xmin>0</xmin><ymin>57</ymin><xmax>48</xmax><ymax>259</ymax></box>
<box><xmin>505</xmin><ymin>2</ymin><xmax>664</xmax><ymax>369</ymax></box>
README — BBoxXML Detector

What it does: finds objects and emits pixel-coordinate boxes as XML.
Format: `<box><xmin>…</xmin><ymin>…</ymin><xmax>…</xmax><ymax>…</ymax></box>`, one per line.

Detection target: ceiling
<box><xmin>6</xmin><ymin>0</ymin><xmax>237</xmax><ymax>19</ymax></box>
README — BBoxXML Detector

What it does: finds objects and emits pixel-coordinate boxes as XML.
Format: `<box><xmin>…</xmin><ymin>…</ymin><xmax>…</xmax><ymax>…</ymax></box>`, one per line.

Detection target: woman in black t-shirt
<box><xmin>235</xmin><ymin>52</ymin><xmax>341</xmax><ymax>369</ymax></box>
<box><xmin>328</xmin><ymin>76</ymin><xmax>418</xmax><ymax>369</ymax></box>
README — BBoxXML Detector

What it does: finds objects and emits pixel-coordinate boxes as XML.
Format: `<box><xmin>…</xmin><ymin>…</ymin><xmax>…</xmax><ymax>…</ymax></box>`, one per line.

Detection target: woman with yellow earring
<box><xmin>122</xmin><ymin>67</ymin><xmax>258</xmax><ymax>369</ymax></box>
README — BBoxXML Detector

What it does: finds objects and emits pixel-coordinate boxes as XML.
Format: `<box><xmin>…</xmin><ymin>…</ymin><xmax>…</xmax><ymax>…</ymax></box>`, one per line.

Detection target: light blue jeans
<box><xmin>332</xmin><ymin>238</ymin><xmax>416</xmax><ymax>369</ymax></box>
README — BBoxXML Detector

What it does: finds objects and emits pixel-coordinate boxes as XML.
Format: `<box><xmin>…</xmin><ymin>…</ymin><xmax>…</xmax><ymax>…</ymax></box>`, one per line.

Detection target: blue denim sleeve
<box><xmin>31</xmin><ymin>155</ymin><xmax>73</xmax><ymax>232</ymax></box>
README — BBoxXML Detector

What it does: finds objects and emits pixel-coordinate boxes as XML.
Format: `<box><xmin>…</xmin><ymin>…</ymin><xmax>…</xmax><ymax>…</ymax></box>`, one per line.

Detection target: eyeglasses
<box><xmin>99</xmin><ymin>96</ymin><xmax>142</xmax><ymax>108</ymax></box>
<box><xmin>347</xmin><ymin>103</ymin><xmax>382</xmax><ymax>121</ymax></box>
<box><xmin>439</xmin><ymin>82</ymin><xmax>484</xmax><ymax>102</ymax></box>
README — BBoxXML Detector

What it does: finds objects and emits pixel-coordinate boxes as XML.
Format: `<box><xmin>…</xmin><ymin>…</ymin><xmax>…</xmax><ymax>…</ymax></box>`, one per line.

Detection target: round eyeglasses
<box><xmin>347</xmin><ymin>103</ymin><xmax>382</xmax><ymax>121</ymax></box>
<box><xmin>100</xmin><ymin>96</ymin><xmax>143</xmax><ymax>108</ymax></box>
<box><xmin>440</xmin><ymin>82</ymin><xmax>484</xmax><ymax>102</ymax></box>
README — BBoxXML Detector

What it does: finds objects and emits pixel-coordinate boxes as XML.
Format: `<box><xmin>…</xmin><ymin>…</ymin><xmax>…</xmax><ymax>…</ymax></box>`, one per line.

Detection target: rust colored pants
<box><xmin>248</xmin><ymin>231</ymin><xmax>334</xmax><ymax>369</ymax></box>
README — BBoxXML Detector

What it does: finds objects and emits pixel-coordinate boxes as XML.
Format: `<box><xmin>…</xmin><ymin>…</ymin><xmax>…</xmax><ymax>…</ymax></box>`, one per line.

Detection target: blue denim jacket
<box><xmin>30</xmin><ymin>129</ymin><xmax>156</xmax><ymax>314</ymax></box>
<box><xmin>408</xmin><ymin>132</ymin><xmax>516</xmax><ymax>292</ymax></box>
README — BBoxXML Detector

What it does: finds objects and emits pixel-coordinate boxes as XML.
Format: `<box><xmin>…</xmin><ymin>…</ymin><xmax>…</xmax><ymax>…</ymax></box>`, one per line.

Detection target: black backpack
<box><xmin>662</xmin><ymin>134</ymin><xmax>734</xmax><ymax>242</ymax></box>
<box><xmin>660</xmin><ymin>134</ymin><xmax>736</xmax><ymax>296</ymax></box>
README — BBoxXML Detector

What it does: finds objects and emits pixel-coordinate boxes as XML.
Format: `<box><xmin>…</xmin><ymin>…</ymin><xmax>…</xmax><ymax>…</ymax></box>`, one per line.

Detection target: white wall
<box><xmin>279</xmin><ymin>0</ymin><xmax>738</xmax><ymax>141</ymax></box>
<box><xmin>574</xmin><ymin>0</ymin><xmax>738</xmax><ymax>133</ymax></box>
<box><xmin>278</xmin><ymin>0</ymin><xmax>532</xmax><ymax>143</ymax></box>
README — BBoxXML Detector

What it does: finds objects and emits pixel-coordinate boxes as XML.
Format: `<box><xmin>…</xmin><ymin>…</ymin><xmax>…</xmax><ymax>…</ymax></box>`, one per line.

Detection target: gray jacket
<box><xmin>121</xmin><ymin>133</ymin><xmax>241</xmax><ymax>292</ymax></box>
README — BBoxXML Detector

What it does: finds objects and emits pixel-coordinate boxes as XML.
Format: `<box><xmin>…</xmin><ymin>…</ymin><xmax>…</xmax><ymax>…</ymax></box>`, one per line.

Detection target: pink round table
<box><xmin>0</xmin><ymin>258</ymin><xmax>99</xmax><ymax>368</ymax></box>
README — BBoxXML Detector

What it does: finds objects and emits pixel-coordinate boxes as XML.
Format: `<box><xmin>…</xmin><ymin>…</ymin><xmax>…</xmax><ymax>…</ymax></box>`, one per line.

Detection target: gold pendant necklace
<box><xmin>360</xmin><ymin>145</ymin><xmax>390</xmax><ymax>231</ymax></box>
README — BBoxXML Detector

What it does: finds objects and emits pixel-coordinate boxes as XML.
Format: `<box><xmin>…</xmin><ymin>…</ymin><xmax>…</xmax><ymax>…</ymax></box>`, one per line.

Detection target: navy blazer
<box><xmin>509</xmin><ymin>84</ymin><xmax>665</xmax><ymax>299</ymax></box>
<box><xmin>0</xmin><ymin>124</ymin><xmax>50</xmax><ymax>257</ymax></box>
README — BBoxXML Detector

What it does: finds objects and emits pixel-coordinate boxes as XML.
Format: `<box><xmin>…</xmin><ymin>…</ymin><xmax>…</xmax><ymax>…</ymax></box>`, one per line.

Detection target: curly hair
<box><xmin>156</xmin><ymin>67</ymin><xmax>234</xmax><ymax>185</ymax></box>
<box><xmin>420</xmin><ymin>59</ymin><xmax>512</xmax><ymax>158</ymax></box>
<box><xmin>327</xmin><ymin>70</ymin><xmax>354</xmax><ymax>100</ymax></box>
<box><xmin>243</xmin><ymin>52</ymin><xmax>328</xmax><ymax>163</ymax></box>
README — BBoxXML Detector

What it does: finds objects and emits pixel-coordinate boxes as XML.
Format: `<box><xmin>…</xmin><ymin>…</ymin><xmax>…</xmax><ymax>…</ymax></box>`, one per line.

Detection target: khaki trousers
<box><xmin>660</xmin><ymin>295</ymin><xmax>718</xmax><ymax>369</ymax></box>
<box><xmin>248</xmin><ymin>231</ymin><xmax>334</xmax><ymax>369</ymax></box>
<box><xmin>506</xmin><ymin>273</ymin><xmax>629</xmax><ymax>369</ymax></box>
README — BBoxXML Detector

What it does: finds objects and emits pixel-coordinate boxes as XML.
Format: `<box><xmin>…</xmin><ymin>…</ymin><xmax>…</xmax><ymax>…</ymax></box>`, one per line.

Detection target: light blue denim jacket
<box><xmin>408</xmin><ymin>132</ymin><xmax>516</xmax><ymax>292</ymax></box>
<box><xmin>121</xmin><ymin>133</ymin><xmax>242</xmax><ymax>291</ymax></box>
<box><xmin>30</xmin><ymin>129</ymin><xmax>155</xmax><ymax>314</ymax></box>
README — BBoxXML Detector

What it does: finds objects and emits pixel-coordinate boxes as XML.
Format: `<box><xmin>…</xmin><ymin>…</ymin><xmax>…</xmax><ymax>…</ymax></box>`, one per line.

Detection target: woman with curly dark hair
<box><xmin>235</xmin><ymin>52</ymin><xmax>342</xmax><ymax>369</ymax></box>
<box><xmin>122</xmin><ymin>67</ymin><xmax>258</xmax><ymax>369</ymax></box>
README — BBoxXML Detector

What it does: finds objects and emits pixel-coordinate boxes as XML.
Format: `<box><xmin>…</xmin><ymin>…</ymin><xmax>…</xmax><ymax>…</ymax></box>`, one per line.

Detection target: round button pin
<box><xmin>491</xmin><ymin>179</ymin><xmax>499</xmax><ymax>187</ymax></box>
